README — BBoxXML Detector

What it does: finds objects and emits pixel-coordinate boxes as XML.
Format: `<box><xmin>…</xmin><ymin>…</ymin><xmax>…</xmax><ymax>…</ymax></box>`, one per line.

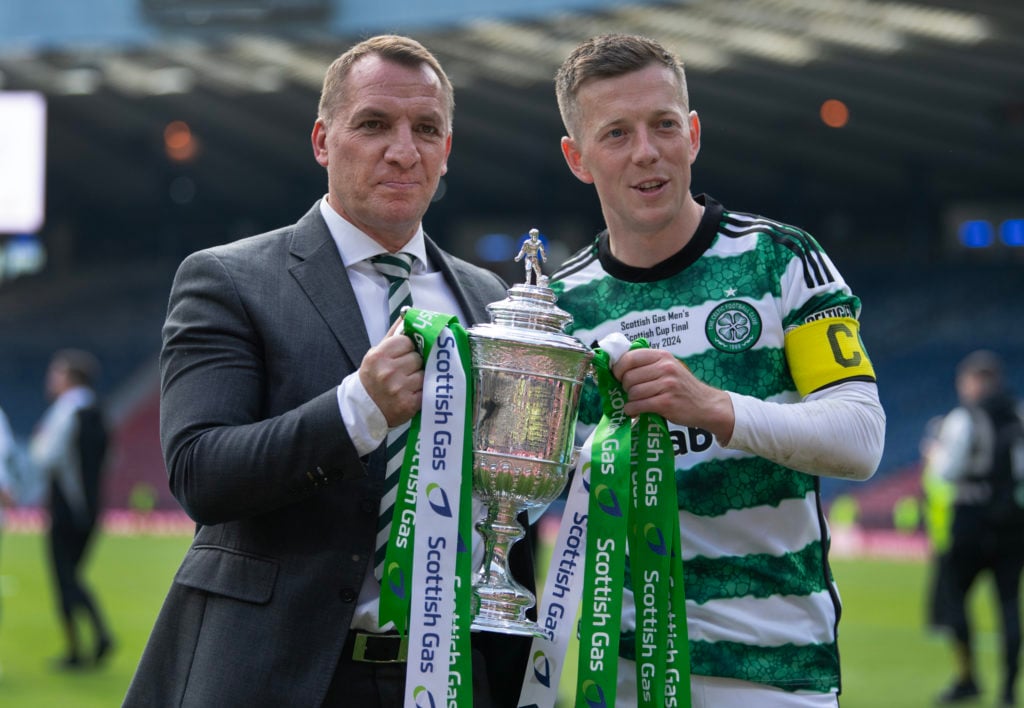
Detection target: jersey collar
<box><xmin>596</xmin><ymin>194</ymin><xmax>723</xmax><ymax>283</ymax></box>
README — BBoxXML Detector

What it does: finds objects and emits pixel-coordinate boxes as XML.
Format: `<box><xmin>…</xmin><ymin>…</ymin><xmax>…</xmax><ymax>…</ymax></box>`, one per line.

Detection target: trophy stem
<box><xmin>470</xmin><ymin>501</ymin><xmax>541</xmax><ymax>637</ymax></box>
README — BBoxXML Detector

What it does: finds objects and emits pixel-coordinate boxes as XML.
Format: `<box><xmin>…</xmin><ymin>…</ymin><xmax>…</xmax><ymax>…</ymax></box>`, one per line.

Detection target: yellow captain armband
<box><xmin>784</xmin><ymin>316</ymin><xmax>876</xmax><ymax>396</ymax></box>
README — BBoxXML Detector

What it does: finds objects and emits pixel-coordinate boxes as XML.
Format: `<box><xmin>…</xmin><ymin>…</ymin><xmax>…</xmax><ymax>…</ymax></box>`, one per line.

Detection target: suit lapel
<box><xmin>288</xmin><ymin>204</ymin><xmax>371</xmax><ymax>369</ymax></box>
<box><xmin>425</xmin><ymin>236</ymin><xmax>501</xmax><ymax>327</ymax></box>
<box><xmin>287</xmin><ymin>216</ymin><xmax>501</xmax><ymax>368</ymax></box>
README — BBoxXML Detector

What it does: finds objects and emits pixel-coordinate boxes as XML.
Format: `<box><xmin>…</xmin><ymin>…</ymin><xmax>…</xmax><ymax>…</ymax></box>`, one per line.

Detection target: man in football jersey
<box><xmin>550</xmin><ymin>34</ymin><xmax>886</xmax><ymax>708</ymax></box>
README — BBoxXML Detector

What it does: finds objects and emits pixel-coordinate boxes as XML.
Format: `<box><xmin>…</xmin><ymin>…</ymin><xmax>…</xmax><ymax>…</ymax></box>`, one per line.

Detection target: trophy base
<box><xmin>470</xmin><ymin>611</ymin><xmax>546</xmax><ymax>638</ymax></box>
<box><xmin>471</xmin><ymin>548</ymin><xmax>543</xmax><ymax>637</ymax></box>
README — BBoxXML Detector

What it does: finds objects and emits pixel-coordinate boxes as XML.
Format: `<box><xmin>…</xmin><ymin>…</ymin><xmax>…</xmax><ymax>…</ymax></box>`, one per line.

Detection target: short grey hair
<box><xmin>318</xmin><ymin>34</ymin><xmax>454</xmax><ymax>128</ymax></box>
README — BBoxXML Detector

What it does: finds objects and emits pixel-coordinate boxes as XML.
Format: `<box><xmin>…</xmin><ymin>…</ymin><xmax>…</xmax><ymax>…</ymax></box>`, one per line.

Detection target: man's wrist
<box><xmin>338</xmin><ymin>374</ymin><xmax>389</xmax><ymax>457</ymax></box>
<box><xmin>705</xmin><ymin>388</ymin><xmax>736</xmax><ymax>446</ymax></box>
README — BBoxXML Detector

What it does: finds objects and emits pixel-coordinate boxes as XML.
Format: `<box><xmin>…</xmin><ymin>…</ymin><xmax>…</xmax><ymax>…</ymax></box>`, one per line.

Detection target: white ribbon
<box><xmin>404</xmin><ymin>328</ymin><xmax>469</xmax><ymax>706</ymax></box>
<box><xmin>518</xmin><ymin>435</ymin><xmax>594</xmax><ymax>708</ymax></box>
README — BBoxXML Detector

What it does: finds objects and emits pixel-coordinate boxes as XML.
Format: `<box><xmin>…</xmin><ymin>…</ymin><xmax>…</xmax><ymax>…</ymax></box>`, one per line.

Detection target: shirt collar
<box><xmin>318</xmin><ymin>196</ymin><xmax>429</xmax><ymax>273</ymax></box>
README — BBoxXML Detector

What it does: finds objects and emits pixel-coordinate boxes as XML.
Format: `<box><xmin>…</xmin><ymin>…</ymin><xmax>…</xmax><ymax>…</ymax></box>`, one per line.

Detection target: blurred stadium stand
<box><xmin>823</xmin><ymin>261</ymin><xmax>1024</xmax><ymax>515</ymax></box>
<box><xmin>1</xmin><ymin>0</ymin><xmax>1021</xmax><ymax>516</ymax></box>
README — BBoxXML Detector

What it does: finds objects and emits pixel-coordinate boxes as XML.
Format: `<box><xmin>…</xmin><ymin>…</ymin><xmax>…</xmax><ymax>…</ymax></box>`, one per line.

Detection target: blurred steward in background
<box><xmin>29</xmin><ymin>349</ymin><xmax>113</xmax><ymax>669</ymax></box>
<box><xmin>927</xmin><ymin>350</ymin><xmax>1024</xmax><ymax>706</ymax></box>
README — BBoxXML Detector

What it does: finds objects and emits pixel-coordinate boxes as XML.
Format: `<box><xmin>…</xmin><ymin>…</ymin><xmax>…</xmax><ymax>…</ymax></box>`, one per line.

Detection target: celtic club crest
<box><xmin>705</xmin><ymin>300</ymin><xmax>762</xmax><ymax>352</ymax></box>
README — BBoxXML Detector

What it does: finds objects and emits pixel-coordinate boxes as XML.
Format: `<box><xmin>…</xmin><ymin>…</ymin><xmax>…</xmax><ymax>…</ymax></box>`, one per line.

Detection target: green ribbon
<box><xmin>576</xmin><ymin>344</ymin><xmax>632</xmax><ymax>708</ymax></box>
<box><xmin>378</xmin><ymin>308</ymin><xmax>474</xmax><ymax>705</ymax></box>
<box><xmin>577</xmin><ymin>338</ymin><xmax>690</xmax><ymax>708</ymax></box>
<box><xmin>631</xmin><ymin>408</ymin><xmax>690</xmax><ymax>708</ymax></box>
<box><xmin>450</xmin><ymin>317</ymin><xmax>475</xmax><ymax>706</ymax></box>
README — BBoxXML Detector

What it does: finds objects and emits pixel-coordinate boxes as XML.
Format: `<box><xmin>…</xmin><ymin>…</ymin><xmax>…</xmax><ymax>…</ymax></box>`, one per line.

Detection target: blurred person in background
<box><xmin>124</xmin><ymin>34</ymin><xmax>532</xmax><ymax>707</ymax></box>
<box><xmin>920</xmin><ymin>415</ymin><xmax>958</xmax><ymax>638</ymax></box>
<box><xmin>0</xmin><ymin>401</ymin><xmax>20</xmax><ymax>676</ymax></box>
<box><xmin>927</xmin><ymin>350</ymin><xmax>1024</xmax><ymax>706</ymax></box>
<box><xmin>549</xmin><ymin>33</ymin><xmax>885</xmax><ymax>708</ymax></box>
<box><xmin>0</xmin><ymin>401</ymin><xmax>18</xmax><ymax>516</ymax></box>
<box><xmin>28</xmin><ymin>349</ymin><xmax>114</xmax><ymax>670</ymax></box>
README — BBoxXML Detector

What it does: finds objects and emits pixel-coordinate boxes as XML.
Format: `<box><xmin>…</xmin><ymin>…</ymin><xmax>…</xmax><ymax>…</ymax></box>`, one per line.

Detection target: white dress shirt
<box><xmin>320</xmin><ymin>197</ymin><xmax>467</xmax><ymax>458</ymax></box>
<box><xmin>318</xmin><ymin>197</ymin><xmax>483</xmax><ymax>632</ymax></box>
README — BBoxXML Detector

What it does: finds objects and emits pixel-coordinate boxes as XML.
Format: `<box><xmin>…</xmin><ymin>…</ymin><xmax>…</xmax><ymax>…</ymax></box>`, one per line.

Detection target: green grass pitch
<box><xmin>0</xmin><ymin>530</ymin><xmax>1011</xmax><ymax>707</ymax></box>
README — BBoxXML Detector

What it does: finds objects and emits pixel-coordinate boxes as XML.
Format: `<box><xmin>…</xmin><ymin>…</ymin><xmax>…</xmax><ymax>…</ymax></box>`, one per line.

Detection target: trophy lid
<box><xmin>468</xmin><ymin>229</ymin><xmax>591</xmax><ymax>355</ymax></box>
<box><xmin>486</xmin><ymin>283</ymin><xmax>571</xmax><ymax>334</ymax></box>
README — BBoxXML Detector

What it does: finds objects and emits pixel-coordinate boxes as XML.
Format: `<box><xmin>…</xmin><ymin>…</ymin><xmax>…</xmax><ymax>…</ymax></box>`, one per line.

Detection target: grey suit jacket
<box><xmin>124</xmin><ymin>203</ymin><xmax>532</xmax><ymax>707</ymax></box>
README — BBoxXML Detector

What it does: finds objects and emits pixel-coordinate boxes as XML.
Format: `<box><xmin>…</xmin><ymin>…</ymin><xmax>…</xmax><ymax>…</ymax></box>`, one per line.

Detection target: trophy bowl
<box><xmin>466</xmin><ymin>237</ymin><xmax>593</xmax><ymax>636</ymax></box>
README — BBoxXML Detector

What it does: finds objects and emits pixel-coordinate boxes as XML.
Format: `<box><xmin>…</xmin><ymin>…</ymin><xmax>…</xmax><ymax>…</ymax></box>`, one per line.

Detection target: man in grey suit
<box><xmin>125</xmin><ymin>35</ymin><xmax>533</xmax><ymax>707</ymax></box>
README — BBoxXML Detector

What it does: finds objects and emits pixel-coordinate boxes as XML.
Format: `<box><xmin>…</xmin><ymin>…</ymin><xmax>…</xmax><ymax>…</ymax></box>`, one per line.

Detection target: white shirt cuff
<box><xmin>337</xmin><ymin>373</ymin><xmax>389</xmax><ymax>457</ymax></box>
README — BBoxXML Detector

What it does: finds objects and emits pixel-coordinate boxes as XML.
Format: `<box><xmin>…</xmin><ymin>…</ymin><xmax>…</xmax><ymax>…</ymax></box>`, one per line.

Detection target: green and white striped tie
<box><xmin>369</xmin><ymin>252</ymin><xmax>414</xmax><ymax>580</ymax></box>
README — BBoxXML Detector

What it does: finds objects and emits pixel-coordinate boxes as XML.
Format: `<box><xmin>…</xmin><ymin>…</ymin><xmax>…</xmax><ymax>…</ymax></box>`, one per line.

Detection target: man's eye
<box><xmin>362</xmin><ymin>120</ymin><xmax>384</xmax><ymax>130</ymax></box>
<box><xmin>417</xmin><ymin>124</ymin><xmax>440</xmax><ymax>136</ymax></box>
<box><xmin>659</xmin><ymin>119</ymin><xmax>678</xmax><ymax>129</ymax></box>
<box><xmin>607</xmin><ymin>128</ymin><xmax>624</xmax><ymax>139</ymax></box>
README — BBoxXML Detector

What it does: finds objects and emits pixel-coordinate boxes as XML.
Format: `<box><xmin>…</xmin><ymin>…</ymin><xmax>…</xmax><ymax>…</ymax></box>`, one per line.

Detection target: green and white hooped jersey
<box><xmin>551</xmin><ymin>195</ymin><xmax>865</xmax><ymax>695</ymax></box>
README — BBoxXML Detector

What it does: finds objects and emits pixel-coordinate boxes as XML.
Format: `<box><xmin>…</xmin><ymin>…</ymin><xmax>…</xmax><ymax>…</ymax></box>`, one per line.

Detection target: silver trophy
<box><xmin>467</xmin><ymin>230</ymin><xmax>593</xmax><ymax>636</ymax></box>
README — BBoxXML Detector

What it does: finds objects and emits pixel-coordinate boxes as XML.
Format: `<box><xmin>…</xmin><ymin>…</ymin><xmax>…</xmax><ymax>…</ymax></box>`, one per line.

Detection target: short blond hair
<box><xmin>555</xmin><ymin>33</ymin><xmax>688</xmax><ymax>138</ymax></box>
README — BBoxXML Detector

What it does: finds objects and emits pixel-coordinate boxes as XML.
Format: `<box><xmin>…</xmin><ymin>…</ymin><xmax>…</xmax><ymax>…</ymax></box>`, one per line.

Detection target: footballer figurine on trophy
<box><xmin>514</xmin><ymin>228</ymin><xmax>546</xmax><ymax>286</ymax></box>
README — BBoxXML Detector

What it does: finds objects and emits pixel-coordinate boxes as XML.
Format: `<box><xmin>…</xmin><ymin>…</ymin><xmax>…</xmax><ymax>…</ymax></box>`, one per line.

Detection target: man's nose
<box><xmin>632</xmin><ymin>128</ymin><xmax>659</xmax><ymax>165</ymax></box>
<box><xmin>385</xmin><ymin>125</ymin><xmax>420</xmax><ymax>168</ymax></box>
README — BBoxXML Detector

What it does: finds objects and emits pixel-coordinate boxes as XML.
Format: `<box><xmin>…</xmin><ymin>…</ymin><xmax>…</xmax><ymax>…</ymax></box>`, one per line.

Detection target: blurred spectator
<box><xmin>0</xmin><ymin>403</ymin><xmax>17</xmax><ymax>514</ymax></box>
<box><xmin>0</xmin><ymin>402</ymin><xmax>18</xmax><ymax>660</ymax></box>
<box><xmin>28</xmin><ymin>349</ymin><xmax>114</xmax><ymax>669</ymax></box>
<box><xmin>928</xmin><ymin>350</ymin><xmax>1024</xmax><ymax>706</ymax></box>
<box><xmin>920</xmin><ymin>414</ymin><xmax>957</xmax><ymax>634</ymax></box>
<box><xmin>0</xmin><ymin>401</ymin><xmax>12</xmax><ymax>681</ymax></box>
<box><xmin>0</xmin><ymin>401</ymin><xmax>38</xmax><ymax>510</ymax></box>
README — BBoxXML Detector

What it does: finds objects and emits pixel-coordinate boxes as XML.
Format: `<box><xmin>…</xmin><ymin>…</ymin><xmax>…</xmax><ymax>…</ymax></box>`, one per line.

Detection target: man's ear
<box><xmin>688</xmin><ymin>110</ymin><xmax>701</xmax><ymax>165</ymax></box>
<box><xmin>561</xmin><ymin>136</ymin><xmax>594</xmax><ymax>185</ymax></box>
<box><xmin>312</xmin><ymin>119</ymin><xmax>329</xmax><ymax>167</ymax></box>
<box><xmin>440</xmin><ymin>131</ymin><xmax>452</xmax><ymax>176</ymax></box>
